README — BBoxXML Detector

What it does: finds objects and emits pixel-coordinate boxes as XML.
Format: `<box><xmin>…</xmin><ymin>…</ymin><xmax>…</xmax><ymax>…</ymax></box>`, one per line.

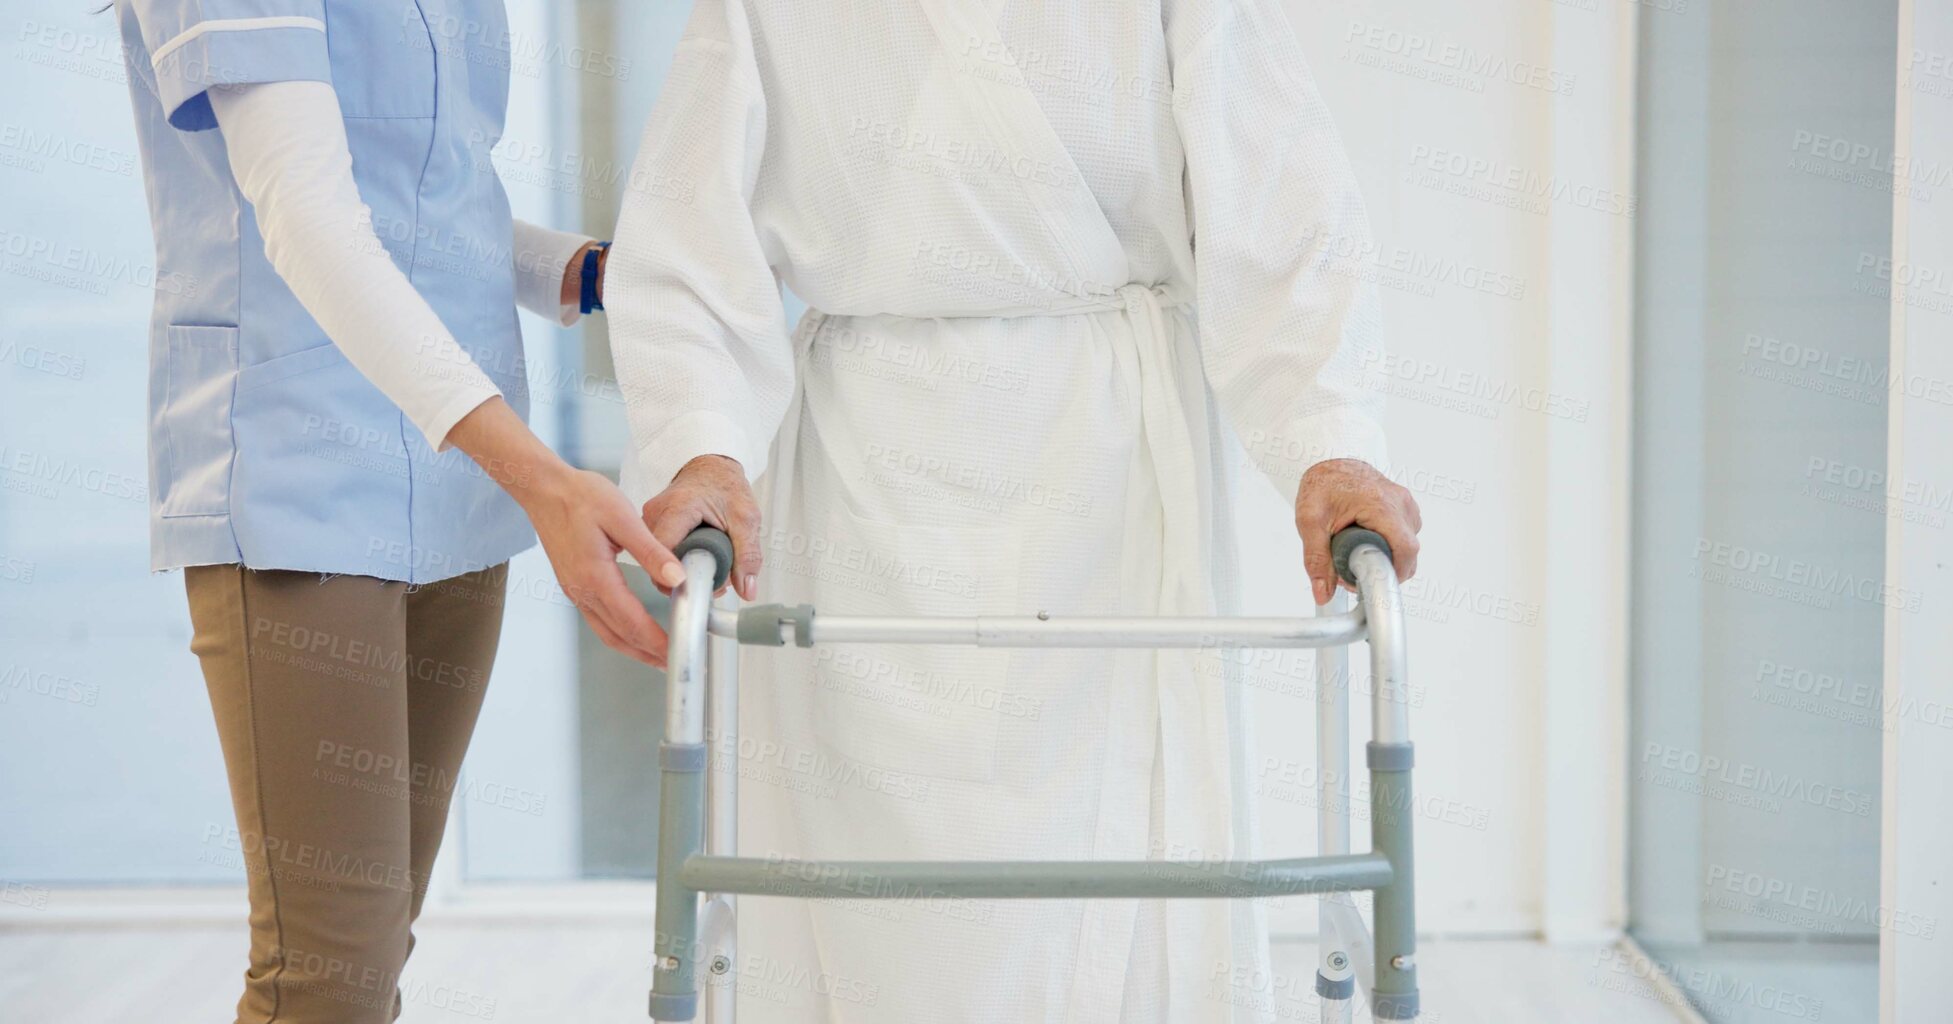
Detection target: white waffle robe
<box><xmin>608</xmin><ymin>1</ymin><xmax>1388</xmax><ymax>1020</ymax></box>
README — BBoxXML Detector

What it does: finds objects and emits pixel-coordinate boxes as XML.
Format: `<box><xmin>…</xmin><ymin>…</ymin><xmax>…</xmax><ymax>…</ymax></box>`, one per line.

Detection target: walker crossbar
<box><xmin>645</xmin><ymin>526</ymin><xmax>1420</xmax><ymax>1023</ymax></box>
<box><xmin>677</xmin><ymin>851</ymin><xmax>1394</xmax><ymax>900</ymax></box>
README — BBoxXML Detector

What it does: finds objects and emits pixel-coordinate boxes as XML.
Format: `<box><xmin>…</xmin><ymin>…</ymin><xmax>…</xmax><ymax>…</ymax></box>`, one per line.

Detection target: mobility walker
<box><xmin>642</xmin><ymin>525</ymin><xmax>1420</xmax><ymax>1022</ymax></box>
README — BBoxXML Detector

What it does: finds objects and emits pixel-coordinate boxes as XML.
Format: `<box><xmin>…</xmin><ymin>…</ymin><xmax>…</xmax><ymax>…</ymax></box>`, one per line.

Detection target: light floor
<box><xmin>0</xmin><ymin>920</ymin><xmax>1691</xmax><ymax>1024</ymax></box>
<box><xmin>1634</xmin><ymin>939</ymin><xmax>1877</xmax><ymax>1024</ymax></box>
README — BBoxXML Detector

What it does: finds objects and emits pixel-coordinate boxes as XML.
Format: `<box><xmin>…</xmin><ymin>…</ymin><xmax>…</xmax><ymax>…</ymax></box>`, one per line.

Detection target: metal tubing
<box><xmin>677</xmin><ymin>851</ymin><xmax>1392</xmax><ymax>901</ymax></box>
<box><xmin>1315</xmin><ymin>591</ymin><xmax>1360</xmax><ymax>1010</ymax></box>
<box><xmin>651</xmin><ymin>556</ymin><xmax>716</xmax><ymax>1022</ymax></box>
<box><xmin>1349</xmin><ymin>546</ymin><xmax>1410</xmax><ymax>745</ymax></box>
<box><xmin>791</xmin><ymin>612</ymin><xmax>1366</xmax><ymax>649</ymax></box>
<box><xmin>705</xmin><ymin>601</ymin><xmax>738</xmax><ymax>860</ymax></box>
<box><xmin>702</xmin><ymin>599</ymin><xmax>738</xmax><ymax>1024</ymax></box>
<box><xmin>650</xmin><ymin>757</ymin><xmax>706</xmax><ymax>1021</ymax></box>
<box><xmin>664</xmin><ymin>552</ymin><xmax>717</xmax><ymax>747</ymax></box>
<box><xmin>1315</xmin><ymin>593</ymin><xmax>1353</xmax><ymax>859</ymax></box>
<box><xmin>698</xmin><ymin>895</ymin><xmax>734</xmax><ymax>1023</ymax></box>
<box><xmin>1369</xmin><ymin>765</ymin><xmax>1420</xmax><ymax>1020</ymax></box>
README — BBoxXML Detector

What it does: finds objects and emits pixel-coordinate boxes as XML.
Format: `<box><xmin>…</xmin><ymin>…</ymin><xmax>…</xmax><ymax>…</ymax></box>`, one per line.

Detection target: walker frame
<box><xmin>642</xmin><ymin>526</ymin><xmax>1420</xmax><ymax>1022</ymax></box>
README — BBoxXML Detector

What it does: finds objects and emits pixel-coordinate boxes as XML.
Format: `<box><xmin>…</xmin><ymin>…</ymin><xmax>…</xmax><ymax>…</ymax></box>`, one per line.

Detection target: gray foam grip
<box><xmin>674</xmin><ymin>526</ymin><xmax>734</xmax><ymax>591</ymax></box>
<box><xmin>1330</xmin><ymin>527</ymin><xmax>1392</xmax><ymax>586</ymax></box>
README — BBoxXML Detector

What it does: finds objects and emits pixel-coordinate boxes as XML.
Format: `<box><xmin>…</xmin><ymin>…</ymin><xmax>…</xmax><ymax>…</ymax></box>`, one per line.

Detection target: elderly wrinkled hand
<box><xmin>1295</xmin><ymin>458</ymin><xmax>1422</xmax><ymax>605</ymax></box>
<box><xmin>641</xmin><ymin>454</ymin><xmax>765</xmax><ymax>604</ymax></box>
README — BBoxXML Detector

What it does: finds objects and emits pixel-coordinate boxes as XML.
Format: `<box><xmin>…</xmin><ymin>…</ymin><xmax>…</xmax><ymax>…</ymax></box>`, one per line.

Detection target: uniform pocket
<box><xmin>158</xmin><ymin>325</ymin><xmax>238</xmax><ymax>518</ymax></box>
<box><xmin>805</xmin><ymin>507</ymin><xmax>1021</xmax><ymax>784</ymax></box>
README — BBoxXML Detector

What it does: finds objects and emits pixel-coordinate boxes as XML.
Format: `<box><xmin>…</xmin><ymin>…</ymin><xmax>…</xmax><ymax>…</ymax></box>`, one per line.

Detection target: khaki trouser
<box><xmin>184</xmin><ymin>563</ymin><xmax>509</xmax><ymax>1024</ymax></box>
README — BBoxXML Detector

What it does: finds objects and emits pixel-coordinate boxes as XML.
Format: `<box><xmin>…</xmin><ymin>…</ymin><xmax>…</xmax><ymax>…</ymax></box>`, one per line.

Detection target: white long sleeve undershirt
<box><xmin>207</xmin><ymin>79</ymin><xmax>593</xmax><ymax>449</ymax></box>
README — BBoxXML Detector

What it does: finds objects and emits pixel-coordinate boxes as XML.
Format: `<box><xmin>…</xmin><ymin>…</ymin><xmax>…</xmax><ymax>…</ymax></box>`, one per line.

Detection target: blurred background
<box><xmin>1</xmin><ymin>1</ymin><xmax>1933</xmax><ymax>1021</ymax></box>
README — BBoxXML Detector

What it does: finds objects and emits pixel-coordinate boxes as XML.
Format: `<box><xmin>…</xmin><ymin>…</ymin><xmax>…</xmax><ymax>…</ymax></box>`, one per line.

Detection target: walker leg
<box><xmin>699</xmin><ymin>895</ymin><xmax>736</xmax><ymax>1020</ymax></box>
<box><xmin>1315</xmin><ymin>594</ymin><xmax>1359</xmax><ymax>1021</ymax></box>
<box><xmin>650</xmin><ymin>745</ymin><xmax>707</xmax><ymax>1021</ymax></box>
<box><xmin>1317</xmin><ymin>896</ymin><xmax>1368</xmax><ymax>1024</ymax></box>
<box><xmin>701</xmin><ymin>609</ymin><xmax>739</xmax><ymax>1024</ymax></box>
<box><xmin>1368</xmin><ymin>742</ymin><xmax>1420</xmax><ymax>1020</ymax></box>
<box><xmin>650</xmin><ymin>545</ymin><xmax>720</xmax><ymax>1021</ymax></box>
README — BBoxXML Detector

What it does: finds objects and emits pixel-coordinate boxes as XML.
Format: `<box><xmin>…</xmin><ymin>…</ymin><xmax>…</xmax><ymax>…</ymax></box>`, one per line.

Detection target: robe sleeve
<box><xmin>1166</xmin><ymin>0</ymin><xmax>1391</xmax><ymax>503</ymax></box>
<box><xmin>606</xmin><ymin>0</ymin><xmax>795</xmax><ymax>499</ymax></box>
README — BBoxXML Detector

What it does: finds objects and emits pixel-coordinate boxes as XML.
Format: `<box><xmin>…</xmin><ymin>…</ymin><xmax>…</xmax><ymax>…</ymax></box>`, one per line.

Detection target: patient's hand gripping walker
<box><xmin>643</xmin><ymin>526</ymin><xmax>1420</xmax><ymax>1023</ymax></box>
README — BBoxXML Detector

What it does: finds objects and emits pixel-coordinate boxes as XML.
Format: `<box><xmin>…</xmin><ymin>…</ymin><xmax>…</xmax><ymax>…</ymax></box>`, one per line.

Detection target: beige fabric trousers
<box><xmin>184</xmin><ymin>563</ymin><xmax>508</xmax><ymax>1023</ymax></box>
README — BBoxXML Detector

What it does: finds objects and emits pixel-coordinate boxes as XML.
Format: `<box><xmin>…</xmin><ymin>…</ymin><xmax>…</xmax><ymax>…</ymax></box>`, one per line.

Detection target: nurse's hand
<box><xmin>448</xmin><ymin>397</ymin><xmax>684</xmax><ymax>666</ymax></box>
<box><xmin>522</xmin><ymin>468</ymin><xmax>688</xmax><ymax>666</ymax></box>
<box><xmin>1295</xmin><ymin>458</ymin><xmax>1421</xmax><ymax>606</ymax></box>
<box><xmin>641</xmin><ymin>455</ymin><xmax>764</xmax><ymax>602</ymax></box>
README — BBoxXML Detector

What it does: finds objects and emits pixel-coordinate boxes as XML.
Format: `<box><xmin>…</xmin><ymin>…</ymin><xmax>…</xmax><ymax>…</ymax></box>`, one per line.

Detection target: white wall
<box><xmin>1246</xmin><ymin>0</ymin><xmax>1635</xmax><ymax>938</ymax></box>
<box><xmin>1881</xmin><ymin>0</ymin><xmax>1953</xmax><ymax>1016</ymax></box>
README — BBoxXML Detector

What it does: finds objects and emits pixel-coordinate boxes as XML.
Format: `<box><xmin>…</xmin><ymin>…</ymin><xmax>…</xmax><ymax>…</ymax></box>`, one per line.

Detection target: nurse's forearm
<box><xmin>443</xmin><ymin>396</ymin><xmax>573</xmax><ymax>503</ymax></box>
